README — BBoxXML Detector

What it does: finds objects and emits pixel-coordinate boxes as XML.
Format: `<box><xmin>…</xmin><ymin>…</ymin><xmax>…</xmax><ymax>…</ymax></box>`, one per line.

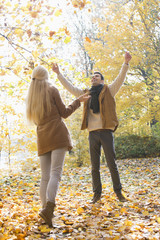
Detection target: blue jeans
<box><xmin>89</xmin><ymin>129</ymin><xmax>122</xmax><ymax>194</ymax></box>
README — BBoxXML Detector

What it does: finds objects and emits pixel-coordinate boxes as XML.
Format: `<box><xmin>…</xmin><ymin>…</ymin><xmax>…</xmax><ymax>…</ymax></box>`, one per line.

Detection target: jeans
<box><xmin>39</xmin><ymin>148</ymin><xmax>67</xmax><ymax>208</ymax></box>
<box><xmin>89</xmin><ymin>129</ymin><xmax>122</xmax><ymax>194</ymax></box>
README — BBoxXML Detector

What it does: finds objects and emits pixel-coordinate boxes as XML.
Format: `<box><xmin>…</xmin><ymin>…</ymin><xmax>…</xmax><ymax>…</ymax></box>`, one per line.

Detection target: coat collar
<box><xmin>99</xmin><ymin>84</ymin><xmax>108</xmax><ymax>99</ymax></box>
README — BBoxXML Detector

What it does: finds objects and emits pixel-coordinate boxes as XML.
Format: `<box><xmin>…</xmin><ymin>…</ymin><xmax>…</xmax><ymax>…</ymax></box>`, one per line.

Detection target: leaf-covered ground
<box><xmin>0</xmin><ymin>158</ymin><xmax>160</xmax><ymax>240</ymax></box>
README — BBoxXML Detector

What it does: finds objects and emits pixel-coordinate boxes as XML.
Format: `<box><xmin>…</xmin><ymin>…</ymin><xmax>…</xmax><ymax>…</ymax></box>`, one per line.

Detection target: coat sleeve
<box><xmin>53</xmin><ymin>87</ymin><xmax>81</xmax><ymax>119</ymax></box>
<box><xmin>57</xmin><ymin>73</ymin><xmax>84</xmax><ymax>97</ymax></box>
<box><xmin>108</xmin><ymin>63</ymin><xmax>129</xmax><ymax>97</ymax></box>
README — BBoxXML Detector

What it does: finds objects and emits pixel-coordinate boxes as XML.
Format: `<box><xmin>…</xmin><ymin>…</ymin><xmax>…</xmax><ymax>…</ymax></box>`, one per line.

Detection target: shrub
<box><xmin>115</xmin><ymin>134</ymin><xmax>160</xmax><ymax>159</ymax></box>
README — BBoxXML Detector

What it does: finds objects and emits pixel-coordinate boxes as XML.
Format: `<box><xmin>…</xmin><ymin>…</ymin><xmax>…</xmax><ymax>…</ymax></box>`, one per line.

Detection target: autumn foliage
<box><xmin>0</xmin><ymin>0</ymin><xmax>160</xmax><ymax>163</ymax></box>
<box><xmin>0</xmin><ymin>1</ymin><xmax>160</xmax><ymax>238</ymax></box>
<box><xmin>0</xmin><ymin>158</ymin><xmax>160</xmax><ymax>239</ymax></box>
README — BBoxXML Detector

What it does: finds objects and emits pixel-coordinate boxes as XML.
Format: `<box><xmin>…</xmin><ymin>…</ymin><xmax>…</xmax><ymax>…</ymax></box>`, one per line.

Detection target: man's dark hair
<box><xmin>94</xmin><ymin>71</ymin><xmax>104</xmax><ymax>81</ymax></box>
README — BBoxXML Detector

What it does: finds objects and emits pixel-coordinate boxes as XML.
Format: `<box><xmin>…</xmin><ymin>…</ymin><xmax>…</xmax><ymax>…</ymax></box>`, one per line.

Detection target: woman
<box><xmin>26</xmin><ymin>65</ymin><xmax>90</xmax><ymax>227</ymax></box>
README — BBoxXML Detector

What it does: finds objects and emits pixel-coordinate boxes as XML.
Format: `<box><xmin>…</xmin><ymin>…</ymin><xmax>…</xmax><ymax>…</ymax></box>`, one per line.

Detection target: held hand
<box><xmin>124</xmin><ymin>52</ymin><xmax>132</xmax><ymax>64</ymax></box>
<box><xmin>52</xmin><ymin>63</ymin><xmax>60</xmax><ymax>74</ymax></box>
<box><xmin>78</xmin><ymin>93</ymin><xmax>91</xmax><ymax>102</ymax></box>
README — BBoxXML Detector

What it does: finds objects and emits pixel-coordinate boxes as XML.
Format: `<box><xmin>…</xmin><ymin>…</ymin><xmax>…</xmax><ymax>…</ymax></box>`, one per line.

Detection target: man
<box><xmin>52</xmin><ymin>52</ymin><xmax>132</xmax><ymax>203</ymax></box>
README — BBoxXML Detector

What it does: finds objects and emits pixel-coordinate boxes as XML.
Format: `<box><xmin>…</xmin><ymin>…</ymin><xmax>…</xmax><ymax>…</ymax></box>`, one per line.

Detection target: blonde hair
<box><xmin>26</xmin><ymin>65</ymin><xmax>52</xmax><ymax>124</ymax></box>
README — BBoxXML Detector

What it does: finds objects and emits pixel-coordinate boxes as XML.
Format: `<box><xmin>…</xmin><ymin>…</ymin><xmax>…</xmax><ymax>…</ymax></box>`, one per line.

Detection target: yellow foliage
<box><xmin>32</xmin><ymin>50</ymin><xmax>39</xmax><ymax>58</ymax></box>
<box><xmin>77</xmin><ymin>207</ymin><xmax>84</xmax><ymax>214</ymax></box>
<box><xmin>54</xmin><ymin>9</ymin><xmax>62</xmax><ymax>17</ymax></box>
<box><xmin>5</xmin><ymin>2</ymin><xmax>12</xmax><ymax>7</ymax></box>
<box><xmin>64</xmin><ymin>36</ymin><xmax>71</xmax><ymax>44</ymax></box>
<box><xmin>38</xmin><ymin>225</ymin><xmax>51</xmax><ymax>233</ymax></box>
<box><xmin>30</xmin><ymin>11</ymin><xmax>38</xmax><ymax>18</ymax></box>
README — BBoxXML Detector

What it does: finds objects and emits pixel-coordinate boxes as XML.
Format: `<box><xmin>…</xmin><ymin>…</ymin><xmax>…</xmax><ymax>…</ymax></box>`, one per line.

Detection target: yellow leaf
<box><xmin>77</xmin><ymin>207</ymin><xmax>84</xmax><ymax>214</ymax></box>
<box><xmin>61</xmin><ymin>215</ymin><xmax>66</xmax><ymax>221</ymax></box>
<box><xmin>32</xmin><ymin>50</ymin><xmax>39</xmax><ymax>58</ymax></box>
<box><xmin>16</xmin><ymin>19</ymin><xmax>21</xmax><ymax>24</ymax></box>
<box><xmin>118</xmin><ymin>225</ymin><xmax>126</xmax><ymax>232</ymax></box>
<box><xmin>14</xmin><ymin>29</ymin><xmax>23</xmax><ymax>36</ymax></box>
<box><xmin>45</xmin><ymin>26</ymin><xmax>50</xmax><ymax>32</ymax></box>
<box><xmin>12</xmin><ymin>53</ymin><xmax>16</xmax><ymax>59</ymax></box>
<box><xmin>39</xmin><ymin>225</ymin><xmax>51</xmax><ymax>233</ymax></box>
<box><xmin>0</xmin><ymin>70</ymin><xmax>5</xmax><ymax>75</ymax></box>
<box><xmin>14</xmin><ymin>4</ymin><xmax>19</xmax><ymax>8</ymax></box>
<box><xmin>64</xmin><ymin>36</ymin><xmax>71</xmax><ymax>44</ymax></box>
<box><xmin>154</xmin><ymin>96</ymin><xmax>159</xmax><ymax>100</ymax></box>
<box><xmin>120</xmin><ymin>207</ymin><xmax>127</xmax><ymax>213</ymax></box>
<box><xmin>104</xmin><ymin>203</ymin><xmax>112</xmax><ymax>211</ymax></box>
<box><xmin>157</xmin><ymin>217</ymin><xmax>160</xmax><ymax>223</ymax></box>
<box><xmin>54</xmin><ymin>9</ymin><xmax>62</xmax><ymax>16</ymax></box>
<box><xmin>17</xmin><ymin>189</ymin><xmax>23</xmax><ymax>196</ymax></box>
<box><xmin>6</xmin><ymin>2</ymin><xmax>12</xmax><ymax>7</ymax></box>
<box><xmin>124</xmin><ymin>220</ymin><xmax>133</xmax><ymax>226</ymax></box>
<box><xmin>142</xmin><ymin>211</ymin><xmax>149</xmax><ymax>216</ymax></box>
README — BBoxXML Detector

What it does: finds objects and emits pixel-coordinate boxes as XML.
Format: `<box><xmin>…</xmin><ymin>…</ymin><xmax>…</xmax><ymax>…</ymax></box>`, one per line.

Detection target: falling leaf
<box><xmin>64</xmin><ymin>36</ymin><xmax>71</xmax><ymax>44</ymax></box>
<box><xmin>49</xmin><ymin>31</ymin><xmax>56</xmax><ymax>37</ymax></box>
<box><xmin>54</xmin><ymin>9</ymin><xmax>62</xmax><ymax>16</ymax></box>
<box><xmin>85</xmin><ymin>36</ymin><xmax>91</xmax><ymax>43</ymax></box>
<box><xmin>64</xmin><ymin>27</ymin><xmax>70</xmax><ymax>36</ymax></box>
<box><xmin>27</xmin><ymin>29</ymin><xmax>32</xmax><ymax>38</ymax></box>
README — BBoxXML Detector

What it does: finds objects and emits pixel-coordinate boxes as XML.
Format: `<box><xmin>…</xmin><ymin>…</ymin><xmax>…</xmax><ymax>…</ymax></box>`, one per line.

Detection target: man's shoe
<box><xmin>116</xmin><ymin>192</ymin><xmax>127</xmax><ymax>202</ymax></box>
<box><xmin>91</xmin><ymin>193</ymin><xmax>101</xmax><ymax>203</ymax></box>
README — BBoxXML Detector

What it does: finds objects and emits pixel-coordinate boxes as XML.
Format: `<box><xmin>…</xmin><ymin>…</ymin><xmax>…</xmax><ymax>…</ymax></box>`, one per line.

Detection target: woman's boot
<box><xmin>39</xmin><ymin>201</ymin><xmax>55</xmax><ymax>227</ymax></box>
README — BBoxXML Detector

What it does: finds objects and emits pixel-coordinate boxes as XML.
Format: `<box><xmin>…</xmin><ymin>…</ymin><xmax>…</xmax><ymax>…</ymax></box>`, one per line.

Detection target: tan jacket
<box><xmin>57</xmin><ymin>63</ymin><xmax>129</xmax><ymax>132</ymax></box>
<box><xmin>81</xmin><ymin>84</ymin><xmax>118</xmax><ymax>131</ymax></box>
<box><xmin>37</xmin><ymin>86</ymin><xmax>80</xmax><ymax>156</ymax></box>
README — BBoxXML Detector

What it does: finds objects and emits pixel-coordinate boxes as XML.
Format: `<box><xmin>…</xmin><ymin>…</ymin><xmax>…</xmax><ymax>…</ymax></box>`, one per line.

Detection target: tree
<box><xmin>84</xmin><ymin>0</ymin><xmax>160</xmax><ymax>135</ymax></box>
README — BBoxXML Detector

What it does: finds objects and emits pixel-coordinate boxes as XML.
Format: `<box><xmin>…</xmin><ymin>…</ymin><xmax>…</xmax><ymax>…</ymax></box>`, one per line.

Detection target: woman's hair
<box><xmin>26</xmin><ymin>65</ymin><xmax>52</xmax><ymax>124</ymax></box>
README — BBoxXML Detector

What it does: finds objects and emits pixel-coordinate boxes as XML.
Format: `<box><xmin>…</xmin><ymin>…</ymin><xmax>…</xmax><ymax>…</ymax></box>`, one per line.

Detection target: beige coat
<box><xmin>37</xmin><ymin>86</ymin><xmax>80</xmax><ymax>156</ymax></box>
<box><xmin>81</xmin><ymin>84</ymin><xmax>119</xmax><ymax>131</ymax></box>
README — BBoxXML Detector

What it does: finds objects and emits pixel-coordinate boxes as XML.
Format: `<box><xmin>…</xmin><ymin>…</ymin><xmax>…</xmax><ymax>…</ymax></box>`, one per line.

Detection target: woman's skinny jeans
<box><xmin>39</xmin><ymin>148</ymin><xmax>67</xmax><ymax>208</ymax></box>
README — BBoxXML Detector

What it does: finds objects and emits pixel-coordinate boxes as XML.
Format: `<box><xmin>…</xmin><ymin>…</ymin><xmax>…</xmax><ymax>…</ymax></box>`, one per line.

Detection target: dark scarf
<box><xmin>89</xmin><ymin>84</ymin><xmax>104</xmax><ymax>113</ymax></box>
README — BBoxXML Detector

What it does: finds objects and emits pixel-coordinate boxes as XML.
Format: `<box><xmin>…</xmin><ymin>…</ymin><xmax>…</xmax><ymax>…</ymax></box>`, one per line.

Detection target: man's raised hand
<box><xmin>125</xmin><ymin>52</ymin><xmax>132</xmax><ymax>64</ymax></box>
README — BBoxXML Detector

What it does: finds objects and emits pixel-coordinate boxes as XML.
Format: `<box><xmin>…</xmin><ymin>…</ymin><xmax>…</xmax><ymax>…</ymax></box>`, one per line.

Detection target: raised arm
<box><xmin>109</xmin><ymin>52</ymin><xmax>132</xmax><ymax>97</ymax></box>
<box><xmin>52</xmin><ymin>63</ymin><xmax>84</xmax><ymax>97</ymax></box>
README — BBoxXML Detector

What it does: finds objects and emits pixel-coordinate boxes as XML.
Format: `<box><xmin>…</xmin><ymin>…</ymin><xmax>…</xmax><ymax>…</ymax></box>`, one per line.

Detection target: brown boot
<box><xmin>91</xmin><ymin>193</ymin><xmax>101</xmax><ymax>203</ymax></box>
<box><xmin>116</xmin><ymin>192</ymin><xmax>127</xmax><ymax>202</ymax></box>
<box><xmin>39</xmin><ymin>201</ymin><xmax>55</xmax><ymax>227</ymax></box>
